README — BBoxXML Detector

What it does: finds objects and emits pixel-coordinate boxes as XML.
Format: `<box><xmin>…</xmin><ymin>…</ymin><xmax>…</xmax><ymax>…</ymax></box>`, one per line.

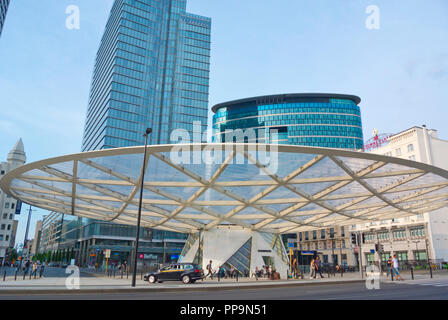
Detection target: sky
<box><xmin>0</xmin><ymin>0</ymin><xmax>447</xmax><ymax>246</ymax></box>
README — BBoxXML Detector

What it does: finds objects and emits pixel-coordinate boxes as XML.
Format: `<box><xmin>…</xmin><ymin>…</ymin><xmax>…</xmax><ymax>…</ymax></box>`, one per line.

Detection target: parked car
<box><xmin>144</xmin><ymin>263</ymin><xmax>204</xmax><ymax>284</ymax></box>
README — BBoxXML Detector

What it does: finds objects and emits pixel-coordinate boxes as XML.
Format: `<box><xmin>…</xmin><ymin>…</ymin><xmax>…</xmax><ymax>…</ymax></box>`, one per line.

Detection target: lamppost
<box><xmin>131</xmin><ymin>128</ymin><xmax>152</xmax><ymax>287</ymax></box>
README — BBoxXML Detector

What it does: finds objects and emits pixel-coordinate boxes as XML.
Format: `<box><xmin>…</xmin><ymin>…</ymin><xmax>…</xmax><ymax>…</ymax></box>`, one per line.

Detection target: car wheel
<box><xmin>148</xmin><ymin>275</ymin><xmax>156</xmax><ymax>283</ymax></box>
<box><xmin>182</xmin><ymin>275</ymin><xmax>191</xmax><ymax>284</ymax></box>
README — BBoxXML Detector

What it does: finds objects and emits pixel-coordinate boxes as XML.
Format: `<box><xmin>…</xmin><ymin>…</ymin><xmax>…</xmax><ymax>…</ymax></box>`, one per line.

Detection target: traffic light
<box><xmin>361</xmin><ymin>233</ymin><xmax>366</xmax><ymax>244</ymax></box>
<box><xmin>375</xmin><ymin>243</ymin><xmax>378</xmax><ymax>252</ymax></box>
<box><xmin>380</xmin><ymin>244</ymin><xmax>384</xmax><ymax>252</ymax></box>
<box><xmin>351</xmin><ymin>233</ymin><xmax>357</xmax><ymax>244</ymax></box>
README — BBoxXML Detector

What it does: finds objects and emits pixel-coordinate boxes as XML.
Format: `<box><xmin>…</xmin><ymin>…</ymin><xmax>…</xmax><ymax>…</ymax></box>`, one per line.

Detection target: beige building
<box><xmin>0</xmin><ymin>139</ymin><xmax>26</xmax><ymax>263</ymax></box>
<box><xmin>353</xmin><ymin>125</ymin><xmax>448</xmax><ymax>266</ymax></box>
<box><xmin>297</xmin><ymin>226</ymin><xmax>355</xmax><ymax>266</ymax></box>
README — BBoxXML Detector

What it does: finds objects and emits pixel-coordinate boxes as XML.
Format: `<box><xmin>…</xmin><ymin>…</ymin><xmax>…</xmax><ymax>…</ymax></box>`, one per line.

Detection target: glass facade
<box><xmin>212</xmin><ymin>94</ymin><xmax>363</xmax><ymax>150</ymax></box>
<box><xmin>82</xmin><ymin>0</ymin><xmax>211</xmax><ymax>151</ymax></box>
<box><xmin>0</xmin><ymin>0</ymin><xmax>10</xmax><ymax>37</ymax></box>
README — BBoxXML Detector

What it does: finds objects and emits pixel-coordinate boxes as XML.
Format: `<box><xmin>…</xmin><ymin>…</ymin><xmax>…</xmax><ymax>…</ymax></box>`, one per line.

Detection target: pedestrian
<box><xmin>229</xmin><ymin>265</ymin><xmax>235</xmax><ymax>279</ymax></box>
<box><xmin>39</xmin><ymin>264</ymin><xmax>45</xmax><ymax>278</ymax></box>
<box><xmin>309</xmin><ymin>258</ymin><xmax>315</xmax><ymax>279</ymax></box>
<box><xmin>25</xmin><ymin>260</ymin><xmax>30</xmax><ymax>275</ymax></box>
<box><xmin>314</xmin><ymin>256</ymin><xmax>324</xmax><ymax>278</ymax></box>
<box><xmin>32</xmin><ymin>261</ymin><xmax>38</xmax><ymax>277</ymax></box>
<box><xmin>122</xmin><ymin>260</ymin><xmax>128</xmax><ymax>272</ymax></box>
<box><xmin>205</xmin><ymin>260</ymin><xmax>213</xmax><ymax>279</ymax></box>
<box><xmin>392</xmin><ymin>254</ymin><xmax>403</xmax><ymax>281</ymax></box>
<box><xmin>386</xmin><ymin>256</ymin><xmax>392</xmax><ymax>277</ymax></box>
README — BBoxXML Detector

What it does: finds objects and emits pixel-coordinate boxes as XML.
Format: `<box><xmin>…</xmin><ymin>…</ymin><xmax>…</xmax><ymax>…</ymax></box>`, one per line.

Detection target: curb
<box><xmin>0</xmin><ymin>278</ymin><xmax>366</xmax><ymax>295</ymax></box>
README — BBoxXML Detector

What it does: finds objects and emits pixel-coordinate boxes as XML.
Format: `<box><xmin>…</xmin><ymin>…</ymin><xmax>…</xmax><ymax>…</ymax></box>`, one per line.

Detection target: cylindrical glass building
<box><xmin>212</xmin><ymin>93</ymin><xmax>363</xmax><ymax>150</ymax></box>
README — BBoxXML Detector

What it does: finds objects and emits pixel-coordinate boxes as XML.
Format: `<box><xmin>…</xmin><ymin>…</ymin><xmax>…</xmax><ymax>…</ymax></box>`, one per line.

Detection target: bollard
<box><xmin>3</xmin><ymin>270</ymin><xmax>6</xmax><ymax>281</ymax></box>
<box><xmin>29</xmin><ymin>271</ymin><xmax>32</xmax><ymax>280</ymax></box>
<box><xmin>429</xmin><ymin>264</ymin><xmax>433</xmax><ymax>279</ymax></box>
<box><xmin>390</xmin><ymin>268</ymin><xmax>394</xmax><ymax>281</ymax></box>
<box><xmin>34</xmin><ymin>271</ymin><xmax>37</xmax><ymax>279</ymax></box>
<box><xmin>236</xmin><ymin>272</ymin><xmax>238</xmax><ymax>282</ymax></box>
<box><xmin>341</xmin><ymin>267</ymin><xmax>343</xmax><ymax>278</ymax></box>
<box><xmin>15</xmin><ymin>270</ymin><xmax>17</xmax><ymax>281</ymax></box>
<box><xmin>23</xmin><ymin>270</ymin><xmax>26</xmax><ymax>280</ymax></box>
<box><xmin>127</xmin><ymin>270</ymin><xmax>129</xmax><ymax>279</ymax></box>
<box><xmin>411</xmin><ymin>266</ymin><xmax>414</xmax><ymax>280</ymax></box>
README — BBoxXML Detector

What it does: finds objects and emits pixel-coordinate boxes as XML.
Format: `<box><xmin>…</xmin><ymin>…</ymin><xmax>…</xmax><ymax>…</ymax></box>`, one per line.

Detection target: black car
<box><xmin>144</xmin><ymin>263</ymin><xmax>204</xmax><ymax>284</ymax></box>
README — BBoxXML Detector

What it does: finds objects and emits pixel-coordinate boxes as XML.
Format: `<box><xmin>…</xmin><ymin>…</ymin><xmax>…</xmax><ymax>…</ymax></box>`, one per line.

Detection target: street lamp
<box><xmin>131</xmin><ymin>128</ymin><xmax>152</xmax><ymax>287</ymax></box>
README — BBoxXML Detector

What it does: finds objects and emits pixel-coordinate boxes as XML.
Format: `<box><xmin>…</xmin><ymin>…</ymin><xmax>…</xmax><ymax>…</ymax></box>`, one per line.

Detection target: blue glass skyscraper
<box><xmin>0</xmin><ymin>0</ymin><xmax>10</xmax><ymax>37</ymax></box>
<box><xmin>82</xmin><ymin>0</ymin><xmax>211</xmax><ymax>151</ymax></box>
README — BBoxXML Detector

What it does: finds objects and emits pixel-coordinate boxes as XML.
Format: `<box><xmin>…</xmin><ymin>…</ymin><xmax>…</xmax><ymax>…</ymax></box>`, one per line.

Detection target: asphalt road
<box><xmin>1</xmin><ymin>279</ymin><xmax>447</xmax><ymax>300</ymax></box>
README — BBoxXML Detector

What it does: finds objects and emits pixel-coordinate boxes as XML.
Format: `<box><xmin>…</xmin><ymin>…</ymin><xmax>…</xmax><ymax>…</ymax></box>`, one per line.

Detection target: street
<box><xmin>1</xmin><ymin>277</ymin><xmax>447</xmax><ymax>300</ymax></box>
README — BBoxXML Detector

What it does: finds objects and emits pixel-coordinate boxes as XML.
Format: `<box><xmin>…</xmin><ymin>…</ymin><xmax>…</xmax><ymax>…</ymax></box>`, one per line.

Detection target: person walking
<box><xmin>386</xmin><ymin>256</ymin><xmax>392</xmax><ymax>277</ymax></box>
<box><xmin>314</xmin><ymin>256</ymin><xmax>324</xmax><ymax>278</ymax></box>
<box><xmin>39</xmin><ymin>263</ymin><xmax>45</xmax><ymax>278</ymax></box>
<box><xmin>309</xmin><ymin>258</ymin><xmax>316</xmax><ymax>279</ymax></box>
<box><xmin>32</xmin><ymin>261</ymin><xmax>38</xmax><ymax>277</ymax></box>
<box><xmin>24</xmin><ymin>260</ymin><xmax>30</xmax><ymax>275</ymax></box>
<box><xmin>392</xmin><ymin>254</ymin><xmax>403</xmax><ymax>281</ymax></box>
<box><xmin>205</xmin><ymin>260</ymin><xmax>213</xmax><ymax>279</ymax></box>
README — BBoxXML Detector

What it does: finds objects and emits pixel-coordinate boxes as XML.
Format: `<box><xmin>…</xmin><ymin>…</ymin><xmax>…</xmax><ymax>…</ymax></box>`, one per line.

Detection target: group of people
<box><xmin>253</xmin><ymin>265</ymin><xmax>275</xmax><ymax>279</ymax></box>
<box><xmin>20</xmin><ymin>260</ymin><xmax>45</xmax><ymax>277</ymax></box>
<box><xmin>386</xmin><ymin>254</ymin><xmax>404</xmax><ymax>281</ymax></box>
<box><xmin>309</xmin><ymin>256</ymin><xmax>325</xmax><ymax>279</ymax></box>
<box><xmin>205</xmin><ymin>260</ymin><xmax>239</xmax><ymax>279</ymax></box>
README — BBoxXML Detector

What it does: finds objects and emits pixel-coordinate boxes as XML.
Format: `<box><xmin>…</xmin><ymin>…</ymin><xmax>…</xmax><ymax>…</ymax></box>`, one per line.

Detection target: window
<box><xmin>11</xmin><ymin>203</ymin><xmax>14</xmax><ymax>209</ymax></box>
<box><xmin>299</xmin><ymin>232</ymin><xmax>302</xmax><ymax>241</ymax></box>
<box><xmin>0</xmin><ymin>235</ymin><xmax>3</xmax><ymax>241</ymax></box>
<box><xmin>4</xmin><ymin>203</ymin><xmax>9</xmax><ymax>209</ymax></box>
<box><xmin>7</xmin><ymin>225</ymin><xmax>11</xmax><ymax>231</ymax></box>
<box><xmin>2</xmin><ymin>214</ymin><xmax>6</xmax><ymax>219</ymax></box>
<box><xmin>5</xmin><ymin>235</ymin><xmax>9</xmax><ymax>241</ymax></box>
<box><xmin>305</xmin><ymin>232</ymin><xmax>309</xmax><ymax>241</ymax></box>
<box><xmin>330</xmin><ymin>228</ymin><xmax>334</xmax><ymax>238</ymax></box>
<box><xmin>341</xmin><ymin>226</ymin><xmax>345</xmax><ymax>237</ymax></box>
<box><xmin>407</xmin><ymin>144</ymin><xmax>414</xmax><ymax>152</ymax></box>
<box><xmin>321</xmin><ymin>229</ymin><xmax>325</xmax><ymax>239</ymax></box>
<box><xmin>395</xmin><ymin>148</ymin><xmax>402</xmax><ymax>156</ymax></box>
<box><xmin>9</xmin><ymin>214</ymin><xmax>12</xmax><ymax>220</ymax></box>
<box><xmin>313</xmin><ymin>230</ymin><xmax>317</xmax><ymax>240</ymax></box>
<box><xmin>0</xmin><ymin>225</ymin><xmax>4</xmax><ymax>230</ymax></box>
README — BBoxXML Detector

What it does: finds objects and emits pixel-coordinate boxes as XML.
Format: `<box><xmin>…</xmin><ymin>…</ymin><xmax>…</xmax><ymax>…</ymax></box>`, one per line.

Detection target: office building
<box><xmin>82</xmin><ymin>0</ymin><xmax>211</xmax><ymax>150</ymax></box>
<box><xmin>212</xmin><ymin>93</ymin><xmax>363</xmax><ymax>149</ymax></box>
<box><xmin>0</xmin><ymin>139</ymin><xmax>26</xmax><ymax>263</ymax></box>
<box><xmin>38</xmin><ymin>0</ymin><xmax>212</xmax><ymax>267</ymax></box>
<box><xmin>0</xmin><ymin>0</ymin><xmax>10</xmax><ymax>37</ymax></box>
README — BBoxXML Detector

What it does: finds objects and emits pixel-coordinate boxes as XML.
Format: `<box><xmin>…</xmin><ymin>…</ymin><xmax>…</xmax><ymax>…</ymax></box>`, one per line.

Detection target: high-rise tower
<box><xmin>0</xmin><ymin>0</ymin><xmax>10</xmax><ymax>37</ymax></box>
<box><xmin>82</xmin><ymin>0</ymin><xmax>211</xmax><ymax>151</ymax></box>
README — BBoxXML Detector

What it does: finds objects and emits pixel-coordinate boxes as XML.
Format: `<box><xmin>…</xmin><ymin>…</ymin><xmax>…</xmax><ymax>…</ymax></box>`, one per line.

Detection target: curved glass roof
<box><xmin>1</xmin><ymin>143</ymin><xmax>448</xmax><ymax>234</ymax></box>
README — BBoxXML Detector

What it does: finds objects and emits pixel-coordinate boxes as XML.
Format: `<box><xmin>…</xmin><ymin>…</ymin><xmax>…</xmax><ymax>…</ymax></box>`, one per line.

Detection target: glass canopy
<box><xmin>1</xmin><ymin>143</ymin><xmax>447</xmax><ymax>234</ymax></box>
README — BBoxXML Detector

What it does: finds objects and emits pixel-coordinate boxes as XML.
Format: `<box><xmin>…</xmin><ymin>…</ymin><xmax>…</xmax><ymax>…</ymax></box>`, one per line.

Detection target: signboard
<box><xmin>104</xmin><ymin>249</ymin><xmax>111</xmax><ymax>259</ymax></box>
<box><xmin>362</xmin><ymin>129</ymin><xmax>393</xmax><ymax>152</ymax></box>
<box><xmin>287</xmin><ymin>242</ymin><xmax>295</xmax><ymax>248</ymax></box>
<box><xmin>370</xmin><ymin>249</ymin><xmax>375</xmax><ymax>254</ymax></box>
<box><xmin>139</xmin><ymin>254</ymin><xmax>158</xmax><ymax>260</ymax></box>
<box><xmin>301</xmin><ymin>251</ymin><xmax>314</xmax><ymax>255</ymax></box>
